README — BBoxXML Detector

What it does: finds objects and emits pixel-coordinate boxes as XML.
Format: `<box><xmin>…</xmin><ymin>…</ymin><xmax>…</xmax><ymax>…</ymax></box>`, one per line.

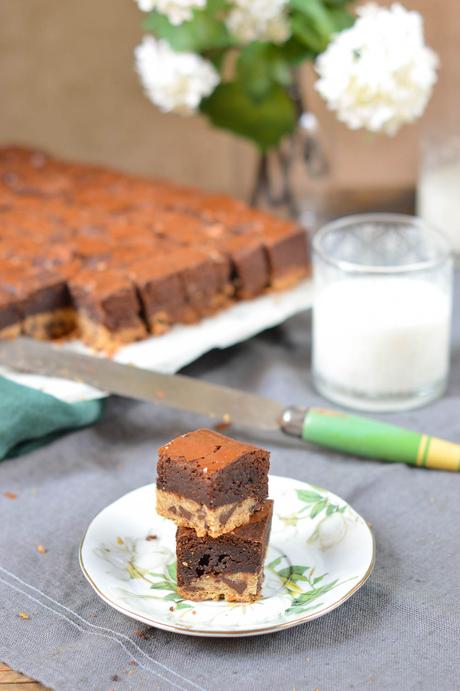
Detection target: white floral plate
<box><xmin>80</xmin><ymin>475</ymin><xmax>375</xmax><ymax>638</ymax></box>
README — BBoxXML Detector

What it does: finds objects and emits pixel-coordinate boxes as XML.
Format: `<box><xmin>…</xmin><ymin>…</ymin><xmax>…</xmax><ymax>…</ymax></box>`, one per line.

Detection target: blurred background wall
<box><xmin>0</xmin><ymin>0</ymin><xmax>458</xmax><ymax>201</ymax></box>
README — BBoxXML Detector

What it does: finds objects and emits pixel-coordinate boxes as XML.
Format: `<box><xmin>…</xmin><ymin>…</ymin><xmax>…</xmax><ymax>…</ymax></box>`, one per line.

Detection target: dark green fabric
<box><xmin>0</xmin><ymin>376</ymin><xmax>104</xmax><ymax>460</ymax></box>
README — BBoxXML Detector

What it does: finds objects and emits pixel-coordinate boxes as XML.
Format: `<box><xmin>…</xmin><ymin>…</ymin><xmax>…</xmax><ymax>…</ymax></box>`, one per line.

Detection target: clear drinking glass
<box><xmin>417</xmin><ymin>134</ymin><xmax>460</xmax><ymax>258</ymax></box>
<box><xmin>312</xmin><ymin>214</ymin><xmax>453</xmax><ymax>412</ymax></box>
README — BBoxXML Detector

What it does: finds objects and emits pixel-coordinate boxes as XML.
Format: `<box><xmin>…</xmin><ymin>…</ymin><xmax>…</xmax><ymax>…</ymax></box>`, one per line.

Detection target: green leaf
<box><xmin>286</xmin><ymin>602</ymin><xmax>324</xmax><ymax>614</ymax></box>
<box><xmin>296</xmin><ymin>489</ymin><xmax>323</xmax><ymax>504</ymax></box>
<box><xmin>164</xmin><ymin>592</ymin><xmax>181</xmax><ymax>601</ymax></box>
<box><xmin>201</xmin><ymin>82</ymin><xmax>296</xmax><ymax>150</ymax></box>
<box><xmin>326</xmin><ymin>503</ymin><xmax>335</xmax><ymax>516</ymax></box>
<box><xmin>206</xmin><ymin>0</ymin><xmax>229</xmax><ymax>10</ymax></box>
<box><xmin>267</xmin><ymin>556</ymin><xmax>283</xmax><ymax>570</ymax></box>
<box><xmin>328</xmin><ymin>7</ymin><xmax>355</xmax><ymax>31</ymax></box>
<box><xmin>167</xmin><ymin>562</ymin><xmax>177</xmax><ymax>582</ymax></box>
<box><xmin>313</xmin><ymin>575</ymin><xmax>325</xmax><ymax>584</ymax></box>
<box><xmin>150</xmin><ymin>581</ymin><xmax>174</xmax><ymax>590</ymax></box>
<box><xmin>175</xmin><ymin>601</ymin><xmax>193</xmax><ymax>610</ymax></box>
<box><xmin>237</xmin><ymin>43</ymin><xmax>292</xmax><ymax>101</ymax></box>
<box><xmin>290</xmin><ymin>0</ymin><xmax>337</xmax><ymax>54</ymax></box>
<box><xmin>310</xmin><ymin>499</ymin><xmax>327</xmax><ymax>518</ymax></box>
<box><xmin>324</xmin><ymin>0</ymin><xmax>353</xmax><ymax>7</ymax></box>
<box><xmin>285</xmin><ymin>605</ymin><xmax>307</xmax><ymax>614</ymax></box>
<box><xmin>277</xmin><ymin>565</ymin><xmax>310</xmax><ymax>582</ymax></box>
<box><xmin>281</xmin><ymin>36</ymin><xmax>315</xmax><ymax>64</ymax></box>
<box><xmin>143</xmin><ymin>7</ymin><xmax>232</xmax><ymax>53</ymax></box>
<box><xmin>294</xmin><ymin>579</ymin><xmax>339</xmax><ymax>604</ymax></box>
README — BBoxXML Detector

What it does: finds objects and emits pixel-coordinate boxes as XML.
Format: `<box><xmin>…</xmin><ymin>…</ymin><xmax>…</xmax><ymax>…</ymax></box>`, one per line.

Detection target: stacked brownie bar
<box><xmin>156</xmin><ymin>428</ymin><xmax>272</xmax><ymax>603</ymax></box>
<box><xmin>0</xmin><ymin>146</ymin><xmax>310</xmax><ymax>352</ymax></box>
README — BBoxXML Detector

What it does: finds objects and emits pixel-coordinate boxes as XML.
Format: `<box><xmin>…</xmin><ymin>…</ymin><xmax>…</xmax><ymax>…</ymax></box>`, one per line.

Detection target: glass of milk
<box><xmin>417</xmin><ymin>134</ymin><xmax>460</xmax><ymax>258</ymax></box>
<box><xmin>312</xmin><ymin>214</ymin><xmax>453</xmax><ymax>412</ymax></box>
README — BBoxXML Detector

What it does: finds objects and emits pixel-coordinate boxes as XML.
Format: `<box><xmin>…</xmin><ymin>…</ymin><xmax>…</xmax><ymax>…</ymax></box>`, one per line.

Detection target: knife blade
<box><xmin>0</xmin><ymin>337</ymin><xmax>459</xmax><ymax>472</ymax></box>
<box><xmin>0</xmin><ymin>337</ymin><xmax>283</xmax><ymax>430</ymax></box>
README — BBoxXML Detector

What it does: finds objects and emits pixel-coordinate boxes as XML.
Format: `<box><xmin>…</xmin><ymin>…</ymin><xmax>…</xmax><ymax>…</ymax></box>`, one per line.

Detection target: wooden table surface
<box><xmin>0</xmin><ymin>663</ymin><xmax>45</xmax><ymax>690</ymax></box>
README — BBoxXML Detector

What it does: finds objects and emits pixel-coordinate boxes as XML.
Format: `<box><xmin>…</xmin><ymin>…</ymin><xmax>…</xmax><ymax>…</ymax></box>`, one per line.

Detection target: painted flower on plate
<box><xmin>314</xmin><ymin>512</ymin><xmax>348</xmax><ymax>550</ymax></box>
<box><xmin>315</xmin><ymin>2</ymin><xmax>438</xmax><ymax>135</ymax></box>
<box><xmin>95</xmin><ymin>536</ymin><xmax>171</xmax><ymax>580</ymax></box>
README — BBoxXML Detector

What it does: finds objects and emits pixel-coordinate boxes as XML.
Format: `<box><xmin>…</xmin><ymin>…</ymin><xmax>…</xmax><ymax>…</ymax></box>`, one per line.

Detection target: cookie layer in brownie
<box><xmin>69</xmin><ymin>268</ymin><xmax>147</xmax><ymax>351</ymax></box>
<box><xmin>1</xmin><ymin>262</ymin><xmax>76</xmax><ymax>339</ymax></box>
<box><xmin>176</xmin><ymin>500</ymin><xmax>273</xmax><ymax>602</ymax></box>
<box><xmin>156</xmin><ymin>429</ymin><xmax>269</xmax><ymax>537</ymax></box>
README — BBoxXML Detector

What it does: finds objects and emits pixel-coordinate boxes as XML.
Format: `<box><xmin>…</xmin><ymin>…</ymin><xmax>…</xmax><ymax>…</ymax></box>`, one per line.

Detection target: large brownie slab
<box><xmin>0</xmin><ymin>145</ymin><xmax>310</xmax><ymax>351</ymax></box>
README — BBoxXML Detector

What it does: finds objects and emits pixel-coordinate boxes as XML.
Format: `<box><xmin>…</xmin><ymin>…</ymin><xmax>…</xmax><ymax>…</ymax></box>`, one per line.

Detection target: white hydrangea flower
<box><xmin>226</xmin><ymin>0</ymin><xmax>290</xmax><ymax>44</ymax></box>
<box><xmin>135</xmin><ymin>36</ymin><xmax>219</xmax><ymax>115</ymax></box>
<box><xmin>135</xmin><ymin>0</ymin><xmax>205</xmax><ymax>26</ymax></box>
<box><xmin>315</xmin><ymin>3</ymin><xmax>439</xmax><ymax>135</ymax></box>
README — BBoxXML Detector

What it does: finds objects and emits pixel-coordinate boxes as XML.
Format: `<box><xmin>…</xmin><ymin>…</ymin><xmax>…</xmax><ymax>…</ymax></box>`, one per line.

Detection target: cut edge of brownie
<box><xmin>0</xmin><ymin>265</ymin><xmax>77</xmax><ymax>340</ymax></box>
<box><xmin>22</xmin><ymin>273</ymin><xmax>77</xmax><ymax>339</ymax></box>
<box><xmin>156</xmin><ymin>489</ymin><xmax>262</xmax><ymax>538</ymax></box>
<box><xmin>176</xmin><ymin>499</ymin><xmax>273</xmax><ymax>602</ymax></box>
<box><xmin>262</xmin><ymin>224</ymin><xmax>310</xmax><ymax>290</ymax></box>
<box><xmin>69</xmin><ymin>268</ymin><xmax>147</xmax><ymax>351</ymax></box>
<box><xmin>176</xmin><ymin>571</ymin><xmax>263</xmax><ymax>603</ymax></box>
<box><xmin>156</xmin><ymin>428</ymin><xmax>270</xmax><ymax>508</ymax></box>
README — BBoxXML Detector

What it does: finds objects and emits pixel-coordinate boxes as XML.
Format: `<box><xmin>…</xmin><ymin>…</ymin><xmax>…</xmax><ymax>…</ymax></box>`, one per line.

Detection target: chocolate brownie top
<box><xmin>157</xmin><ymin>429</ymin><xmax>270</xmax><ymax>508</ymax></box>
<box><xmin>159</xmin><ymin>429</ymin><xmax>266</xmax><ymax>475</ymax></box>
<box><xmin>176</xmin><ymin>500</ymin><xmax>273</xmax><ymax>580</ymax></box>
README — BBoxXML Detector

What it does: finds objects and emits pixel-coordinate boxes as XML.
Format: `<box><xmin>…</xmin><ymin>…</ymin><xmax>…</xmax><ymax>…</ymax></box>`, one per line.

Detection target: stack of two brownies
<box><xmin>156</xmin><ymin>429</ymin><xmax>273</xmax><ymax>602</ymax></box>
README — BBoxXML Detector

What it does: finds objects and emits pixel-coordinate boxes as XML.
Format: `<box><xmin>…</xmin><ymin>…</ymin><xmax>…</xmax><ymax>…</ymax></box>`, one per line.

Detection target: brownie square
<box><xmin>127</xmin><ymin>257</ymin><xmax>190</xmax><ymax>335</ymax></box>
<box><xmin>156</xmin><ymin>429</ymin><xmax>269</xmax><ymax>538</ymax></box>
<box><xmin>0</xmin><ymin>263</ymin><xmax>75</xmax><ymax>339</ymax></box>
<box><xmin>172</xmin><ymin>247</ymin><xmax>232</xmax><ymax>320</ymax></box>
<box><xmin>176</xmin><ymin>500</ymin><xmax>273</xmax><ymax>602</ymax></box>
<box><xmin>69</xmin><ymin>267</ymin><xmax>147</xmax><ymax>351</ymax></box>
<box><xmin>261</xmin><ymin>221</ymin><xmax>310</xmax><ymax>289</ymax></box>
<box><xmin>218</xmin><ymin>235</ymin><xmax>269</xmax><ymax>299</ymax></box>
<box><xmin>129</xmin><ymin>247</ymin><xmax>231</xmax><ymax>335</ymax></box>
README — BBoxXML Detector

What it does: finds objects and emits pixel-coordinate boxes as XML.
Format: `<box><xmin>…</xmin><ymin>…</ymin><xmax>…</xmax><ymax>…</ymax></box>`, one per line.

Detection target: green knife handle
<box><xmin>281</xmin><ymin>406</ymin><xmax>460</xmax><ymax>472</ymax></box>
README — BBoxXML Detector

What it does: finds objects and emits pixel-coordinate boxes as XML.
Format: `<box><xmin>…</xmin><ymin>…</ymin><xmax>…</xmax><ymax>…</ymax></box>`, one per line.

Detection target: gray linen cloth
<box><xmin>0</xmin><ymin>281</ymin><xmax>459</xmax><ymax>691</ymax></box>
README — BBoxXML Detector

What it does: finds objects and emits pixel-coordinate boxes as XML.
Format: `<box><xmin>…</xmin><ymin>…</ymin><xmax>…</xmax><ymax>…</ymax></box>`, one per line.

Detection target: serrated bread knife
<box><xmin>0</xmin><ymin>337</ymin><xmax>459</xmax><ymax>472</ymax></box>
